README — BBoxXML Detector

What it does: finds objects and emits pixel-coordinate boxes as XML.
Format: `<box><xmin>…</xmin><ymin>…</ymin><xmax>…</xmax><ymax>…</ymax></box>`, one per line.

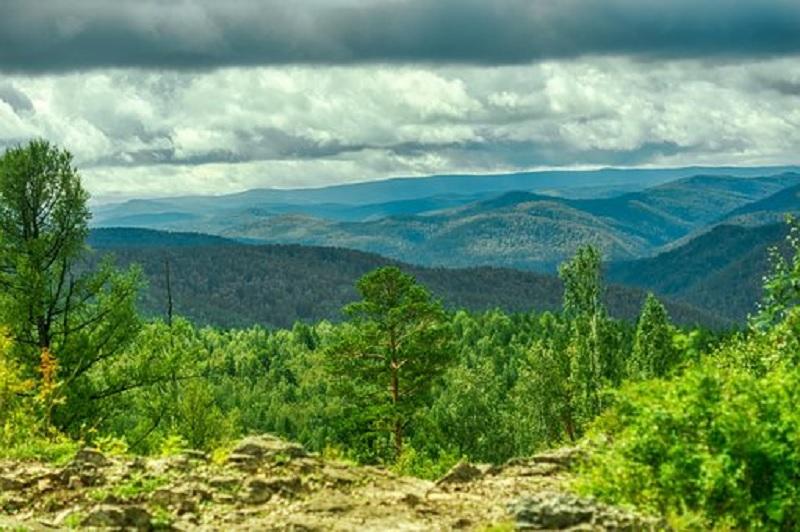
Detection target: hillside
<box><xmin>212</xmin><ymin>172</ymin><xmax>800</xmax><ymax>271</ymax></box>
<box><xmin>609</xmin><ymin>223</ymin><xmax>790</xmax><ymax>321</ymax></box>
<box><xmin>90</xmin><ymin>228</ymin><xmax>725</xmax><ymax>329</ymax></box>
<box><xmin>717</xmin><ymin>182</ymin><xmax>800</xmax><ymax>226</ymax></box>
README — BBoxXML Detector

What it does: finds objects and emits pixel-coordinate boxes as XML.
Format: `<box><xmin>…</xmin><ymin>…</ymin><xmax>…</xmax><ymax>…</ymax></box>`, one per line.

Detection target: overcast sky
<box><xmin>1</xmin><ymin>0</ymin><xmax>799</xmax><ymax>199</ymax></box>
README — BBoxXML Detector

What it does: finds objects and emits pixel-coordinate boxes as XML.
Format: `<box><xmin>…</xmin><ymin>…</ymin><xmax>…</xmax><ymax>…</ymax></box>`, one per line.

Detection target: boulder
<box><xmin>436</xmin><ymin>461</ymin><xmax>483</xmax><ymax>486</ymax></box>
<box><xmin>233</xmin><ymin>435</ymin><xmax>307</xmax><ymax>460</ymax></box>
<box><xmin>0</xmin><ymin>475</ymin><xmax>24</xmax><ymax>491</ymax></box>
<box><xmin>73</xmin><ymin>448</ymin><xmax>111</xmax><ymax>467</ymax></box>
<box><xmin>240</xmin><ymin>475</ymin><xmax>303</xmax><ymax>504</ymax></box>
<box><xmin>530</xmin><ymin>447</ymin><xmax>584</xmax><ymax>469</ymax></box>
<box><xmin>82</xmin><ymin>504</ymin><xmax>152</xmax><ymax>530</ymax></box>
<box><xmin>510</xmin><ymin>491</ymin><xmax>662</xmax><ymax>530</ymax></box>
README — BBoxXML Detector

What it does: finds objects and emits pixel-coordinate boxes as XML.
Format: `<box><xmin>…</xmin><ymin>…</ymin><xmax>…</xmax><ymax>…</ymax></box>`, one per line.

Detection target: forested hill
<box><xmin>608</xmin><ymin>223</ymin><xmax>790</xmax><ymax>322</ymax></box>
<box><xmin>89</xmin><ymin>228</ymin><xmax>725</xmax><ymax>329</ymax></box>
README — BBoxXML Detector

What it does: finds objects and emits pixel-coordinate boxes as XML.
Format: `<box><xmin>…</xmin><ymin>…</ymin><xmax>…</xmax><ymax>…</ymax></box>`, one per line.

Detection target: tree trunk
<box><xmin>391</xmin><ymin>362</ymin><xmax>403</xmax><ymax>457</ymax></box>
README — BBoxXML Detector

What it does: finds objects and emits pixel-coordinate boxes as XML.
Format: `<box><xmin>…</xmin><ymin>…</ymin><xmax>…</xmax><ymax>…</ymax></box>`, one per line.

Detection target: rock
<box><xmin>229</xmin><ymin>434</ymin><xmax>307</xmax><ymax>467</ymax></box>
<box><xmin>436</xmin><ymin>461</ymin><xmax>483</xmax><ymax>486</ymax></box>
<box><xmin>73</xmin><ymin>447</ymin><xmax>111</xmax><ymax>467</ymax></box>
<box><xmin>320</xmin><ymin>465</ymin><xmax>359</xmax><ymax>486</ymax></box>
<box><xmin>0</xmin><ymin>475</ymin><xmax>24</xmax><ymax>491</ymax></box>
<box><xmin>59</xmin><ymin>463</ymin><xmax>105</xmax><ymax>487</ymax></box>
<box><xmin>151</xmin><ymin>484</ymin><xmax>211</xmax><ymax>514</ymax></box>
<box><xmin>240</xmin><ymin>476</ymin><xmax>303</xmax><ymax>504</ymax></box>
<box><xmin>214</xmin><ymin>493</ymin><xmax>236</xmax><ymax>505</ymax></box>
<box><xmin>530</xmin><ymin>447</ymin><xmax>583</xmax><ymax>469</ymax></box>
<box><xmin>208</xmin><ymin>475</ymin><xmax>241</xmax><ymax>491</ymax></box>
<box><xmin>0</xmin><ymin>494</ymin><xmax>27</xmax><ymax>512</ymax></box>
<box><xmin>510</xmin><ymin>491</ymin><xmax>660</xmax><ymax>530</ymax></box>
<box><xmin>182</xmin><ymin>449</ymin><xmax>209</xmax><ymax>462</ymax></box>
<box><xmin>82</xmin><ymin>504</ymin><xmax>152</xmax><ymax>530</ymax></box>
<box><xmin>304</xmin><ymin>493</ymin><xmax>354</xmax><ymax>514</ymax></box>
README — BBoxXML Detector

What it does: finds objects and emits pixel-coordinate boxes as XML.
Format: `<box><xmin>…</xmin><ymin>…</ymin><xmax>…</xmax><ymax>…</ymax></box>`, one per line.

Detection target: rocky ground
<box><xmin>0</xmin><ymin>434</ymin><xmax>662</xmax><ymax>530</ymax></box>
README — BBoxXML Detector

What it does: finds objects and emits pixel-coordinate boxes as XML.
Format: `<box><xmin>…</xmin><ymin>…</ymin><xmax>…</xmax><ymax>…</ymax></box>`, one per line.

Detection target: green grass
<box><xmin>0</xmin><ymin>437</ymin><xmax>80</xmax><ymax>465</ymax></box>
<box><xmin>89</xmin><ymin>473</ymin><xmax>168</xmax><ymax>502</ymax></box>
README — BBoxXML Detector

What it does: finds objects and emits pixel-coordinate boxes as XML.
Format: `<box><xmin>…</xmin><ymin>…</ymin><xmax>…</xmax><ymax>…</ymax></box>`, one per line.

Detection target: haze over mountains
<box><xmin>94</xmin><ymin>167</ymin><xmax>800</xmax><ymax>272</ymax></box>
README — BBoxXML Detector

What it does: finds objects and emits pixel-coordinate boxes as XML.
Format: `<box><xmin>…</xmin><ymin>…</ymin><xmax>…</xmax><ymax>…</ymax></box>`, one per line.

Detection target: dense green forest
<box><xmin>88</xmin><ymin>227</ymin><xmax>725</xmax><ymax>329</ymax></box>
<box><xmin>3</xmin><ymin>141</ymin><xmax>800</xmax><ymax>528</ymax></box>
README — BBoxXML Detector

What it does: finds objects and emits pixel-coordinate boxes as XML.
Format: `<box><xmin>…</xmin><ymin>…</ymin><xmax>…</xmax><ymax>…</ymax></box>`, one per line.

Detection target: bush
<box><xmin>578</xmin><ymin>350</ymin><xmax>800</xmax><ymax>528</ymax></box>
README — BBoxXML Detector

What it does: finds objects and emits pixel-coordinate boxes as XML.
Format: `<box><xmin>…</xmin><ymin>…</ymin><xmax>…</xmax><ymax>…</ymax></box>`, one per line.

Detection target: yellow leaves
<box><xmin>38</xmin><ymin>347</ymin><xmax>58</xmax><ymax>393</ymax></box>
<box><xmin>0</xmin><ymin>330</ymin><xmax>33</xmax><ymax>401</ymax></box>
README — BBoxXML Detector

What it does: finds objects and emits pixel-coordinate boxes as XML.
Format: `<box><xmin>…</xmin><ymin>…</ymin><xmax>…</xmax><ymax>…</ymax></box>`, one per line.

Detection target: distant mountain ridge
<box><xmin>212</xmin><ymin>172</ymin><xmax>800</xmax><ymax>270</ymax></box>
<box><xmin>93</xmin><ymin>166</ymin><xmax>799</xmax><ymax>225</ymax></box>
<box><xmin>91</xmin><ymin>168</ymin><xmax>800</xmax><ymax>277</ymax></box>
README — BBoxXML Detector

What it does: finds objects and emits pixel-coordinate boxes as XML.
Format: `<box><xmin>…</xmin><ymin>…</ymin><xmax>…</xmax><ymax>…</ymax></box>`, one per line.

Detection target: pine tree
<box><xmin>327</xmin><ymin>267</ymin><xmax>451</xmax><ymax>460</ymax></box>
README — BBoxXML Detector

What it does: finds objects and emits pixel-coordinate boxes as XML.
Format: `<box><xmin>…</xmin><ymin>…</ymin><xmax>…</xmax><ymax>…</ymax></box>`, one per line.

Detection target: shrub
<box><xmin>577</xmin><ymin>358</ymin><xmax>800</xmax><ymax>529</ymax></box>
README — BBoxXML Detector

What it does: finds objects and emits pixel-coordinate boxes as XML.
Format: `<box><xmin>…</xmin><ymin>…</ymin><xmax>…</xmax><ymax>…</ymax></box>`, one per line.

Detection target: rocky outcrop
<box><xmin>0</xmin><ymin>436</ymin><xmax>658</xmax><ymax>531</ymax></box>
<box><xmin>511</xmin><ymin>492</ymin><xmax>664</xmax><ymax>530</ymax></box>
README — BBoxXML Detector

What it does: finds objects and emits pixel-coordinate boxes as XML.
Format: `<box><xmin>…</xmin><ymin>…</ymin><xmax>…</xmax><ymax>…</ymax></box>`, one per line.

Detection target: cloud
<box><xmin>2</xmin><ymin>0</ymin><xmax>800</xmax><ymax>72</ymax></box>
<box><xmin>2</xmin><ymin>56</ymin><xmax>798</xmax><ymax>200</ymax></box>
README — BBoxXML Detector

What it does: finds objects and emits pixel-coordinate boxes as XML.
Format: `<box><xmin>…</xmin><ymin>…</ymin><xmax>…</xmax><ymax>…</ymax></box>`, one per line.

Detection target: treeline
<box><xmin>2</xmin><ymin>141</ymin><xmax>800</xmax><ymax>528</ymax></box>
<box><xmin>88</xmin><ymin>227</ymin><xmax>726</xmax><ymax>329</ymax></box>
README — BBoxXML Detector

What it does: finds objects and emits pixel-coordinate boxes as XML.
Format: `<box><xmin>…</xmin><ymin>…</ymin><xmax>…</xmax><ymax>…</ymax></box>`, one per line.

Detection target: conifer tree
<box><xmin>328</xmin><ymin>267</ymin><xmax>451</xmax><ymax>459</ymax></box>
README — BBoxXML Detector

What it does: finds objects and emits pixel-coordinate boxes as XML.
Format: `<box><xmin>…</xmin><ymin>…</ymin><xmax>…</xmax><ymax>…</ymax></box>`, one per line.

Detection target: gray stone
<box><xmin>510</xmin><ymin>491</ymin><xmax>662</xmax><ymax>531</ymax></box>
<box><xmin>230</xmin><ymin>434</ymin><xmax>307</xmax><ymax>464</ymax></box>
<box><xmin>0</xmin><ymin>475</ymin><xmax>24</xmax><ymax>491</ymax></box>
<box><xmin>436</xmin><ymin>461</ymin><xmax>483</xmax><ymax>486</ymax></box>
<box><xmin>82</xmin><ymin>504</ymin><xmax>152</xmax><ymax>530</ymax></box>
<box><xmin>73</xmin><ymin>447</ymin><xmax>111</xmax><ymax>467</ymax></box>
<box><xmin>240</xmin><ymin>475</ymin><xmax>303</xmax><ymax>504</ymax></box>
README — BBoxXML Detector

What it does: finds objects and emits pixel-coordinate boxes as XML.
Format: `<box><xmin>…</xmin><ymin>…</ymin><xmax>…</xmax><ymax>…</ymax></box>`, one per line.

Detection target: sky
<box><xmin>1</xmin><ymin>0</ymin><xmax>800</xmax><ymax>200</ymax></box>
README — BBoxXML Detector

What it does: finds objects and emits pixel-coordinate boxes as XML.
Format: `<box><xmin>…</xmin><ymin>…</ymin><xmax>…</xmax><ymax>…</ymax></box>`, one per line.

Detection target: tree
<box><xmin>560</xmin><ymin>245</ymin><xmax>604</xmax><ymax>319</ymax></box>
<box><xmin>328</xmin><ymin>267</ymin><xmax>451</xmax><ymax>460</ymax></box>
<box><xmin>630</xmin><ymin>293</ymin><xmax>677</xmax><ymax>379</ymax></box>
<box><xmin>558</xmin><ymin>245</ymin><xmax>609</xmax><ymax>422</ymax></box>
<box><xmin>0</xmin><ymin>140</ymin><xmax>141</xmax><ymax>431</ymax></box>
<box><xmin>754</xmin><ymin>216</ymin><xmax>800</xmax><ymax>329</ymax></box>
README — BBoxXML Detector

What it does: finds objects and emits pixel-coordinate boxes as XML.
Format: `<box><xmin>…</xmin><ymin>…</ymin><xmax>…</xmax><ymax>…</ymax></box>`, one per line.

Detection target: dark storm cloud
<box><xmin>2</xmin><ymin>0</ymin><xmax>800</xmax><ymax>72</ymax></box>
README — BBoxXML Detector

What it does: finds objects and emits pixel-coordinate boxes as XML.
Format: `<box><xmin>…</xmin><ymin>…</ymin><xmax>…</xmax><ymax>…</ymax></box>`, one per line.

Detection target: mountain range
<box><xmin>94</xmin><ymin>170</ymin><xmax>799</xmax><ymax>271</ymax></box>
<box><xmin>87</xmin><ymin>166</ymin><xmax>800</xmax><ymax>327</ymax></box>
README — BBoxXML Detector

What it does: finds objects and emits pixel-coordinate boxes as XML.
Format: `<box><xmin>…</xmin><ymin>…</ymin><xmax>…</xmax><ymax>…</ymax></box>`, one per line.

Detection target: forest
<box><xmin>3</xmin><ymin>140</ymin><xmax>800</xmax><ymax>529</ymax></box>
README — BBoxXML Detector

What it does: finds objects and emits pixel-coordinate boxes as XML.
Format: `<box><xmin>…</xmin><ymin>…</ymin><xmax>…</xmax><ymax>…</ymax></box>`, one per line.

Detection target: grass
<box><xmin>89</xmin><ymin>473</ymin><xmax>168</xmax><ymax>502</ymax></box>
<box><xmin>0</xmin><ymin>437</ymin><xmax>80</xmax><ymax>465</ymax></box>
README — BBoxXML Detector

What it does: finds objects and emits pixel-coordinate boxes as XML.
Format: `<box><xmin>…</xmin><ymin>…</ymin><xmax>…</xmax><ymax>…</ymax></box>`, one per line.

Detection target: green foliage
<box><xmin>392</xmin><ymin>444</ymin><xmax>460</xmax><ymax>480</ymax></box>
<box><xmin>327</xmin><ymin>267</ymin><xmax>451</xmax><ymax>460</ymax></box>
<box><xmin>89</xmin><ymin>473</ymin><xmax>168</xmax><ymax>502</ymax></box>
<box><xmin>755</xmin><ymin>216</ymin><xmax>800</xmax><ymax>328</ymax></box>
<box><xmin>0</xmin><ymin>140</ymin><xmax>143</xmax><ymax>434</ymax></box>
<box><xmin>630</xmin><ymin>294</ymin><xmax>678</xmax><ymax>379</ymax></box>
<box><xmin>92</xmin><ymin>227</ymin><xmax>726</xmax><ymax>330</ymax></box>
<box><xmin>579</xmin><ymin>355</ymin><xmax>800</xmax><ymax>529</ymax></box>
<box><xmin>577</xmin><ymin>233</ymin><xmax>800</xmax><ymax>528</ymax></box>
<box><xmin>560</xmin><ymin>245</ymin><xmax>604</xmax><ymax>319</ymax></box>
